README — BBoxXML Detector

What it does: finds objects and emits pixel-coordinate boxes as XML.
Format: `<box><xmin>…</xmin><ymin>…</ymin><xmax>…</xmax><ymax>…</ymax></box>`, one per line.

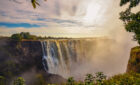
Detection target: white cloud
<box><xmin>0</xmin><ymin>0</ymin><xmax>139</xmax><ymax>37</ymax></box>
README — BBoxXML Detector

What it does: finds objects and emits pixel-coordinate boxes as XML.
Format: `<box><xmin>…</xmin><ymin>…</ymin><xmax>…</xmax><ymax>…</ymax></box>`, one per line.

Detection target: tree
<box><xmin>20</xmin><ymin>32</ymin><xmax>30</xmax><ymax>39</ymax></box>
<box><xmin>103</xmin><ymin>72</ymin><xmax>140</xmax><ymax>85</ymax></box>
<box><xmin>120</xmin><ymin>0</ymin><xmax>140</xmax><ymax>8</ymax></box>
<box><xmin>67</xmin><ymin>77</ymin><xmax>75</xmax><ymax>85</ymax></box>
<box><xmin>95</xmin><ymin>72</ymin><xmax>106</xmax><ymax>85</ymax></box>
<box><xmin>11</xmin><ymin>34</ymin><xmax>22</xmax><ymax>41</ymax></box>
<box><xmin>84</xmin><ymin>74</ymin><xmax>94</xmax><ymax>85</ymax></box>
<box><xmin>120</xmin><ymin>0</ymin><xmax>140</xmax><ymax>44</ymax></box>
<box><xmin>31</xmin><ymin>0</ymin><xmax>47</xmax><ymax>8</ymax></box>
<box><xmin>11</xmin><ymin>32</ymin><xmax>38</xmax><ymax>41</ymax></box>
<box><xmin>0</xmin><ymin>76</ymin><xmax>5</xmax><ymax>85</ymax></box>
<box><xmin>13</xmin><ymin>77</ymin><xmax>25</xmax><ymax>85</ymax></box>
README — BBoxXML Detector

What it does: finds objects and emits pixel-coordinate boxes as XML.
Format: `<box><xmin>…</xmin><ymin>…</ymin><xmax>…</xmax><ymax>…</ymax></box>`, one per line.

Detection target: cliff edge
<box><xmin>127</xmin><ymin>46</ymin><xmax>140</xmax><ymax>73</ymax></box>
<box><xmin>0</xmin><ymin>38</ymin><xmax>66</xmax><ymax>85</ymax></box>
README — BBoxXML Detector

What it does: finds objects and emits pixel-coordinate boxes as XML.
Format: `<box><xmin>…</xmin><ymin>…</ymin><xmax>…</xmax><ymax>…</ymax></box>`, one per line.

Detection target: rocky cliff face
<box><xmin>0</xmin><ymin>38</ymin><xmax>66</xmax><ymax>85</ymax></box>
<box><xmin>0</xmin><ymin>38</ymin><xmax>43</xmax><ymax>76</ymax></box>
<box><xmin>127</xmin><ymin>46</ymin><xmax>140</xmax><ymax>73</ymax></box>
<box><xmin>1</xmin><ymin>37</ymin><xmax>133</xmax><ymax>84</ymax></box>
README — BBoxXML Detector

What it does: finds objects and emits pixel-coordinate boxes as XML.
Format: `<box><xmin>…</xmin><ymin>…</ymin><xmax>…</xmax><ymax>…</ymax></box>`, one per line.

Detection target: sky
<box><xmin>0</xmin><ymin>0</ymin><xmax>139</xmax><ymax>37</ymax></box>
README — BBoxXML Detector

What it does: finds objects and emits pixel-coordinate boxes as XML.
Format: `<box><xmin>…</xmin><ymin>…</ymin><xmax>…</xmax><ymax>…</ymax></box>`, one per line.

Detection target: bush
<box><xmin>84</xmin><ymin>74</ymin><xmax>94</xmax><ymax>85</ymax></box>
<box><xmin>67</xmin><ymin>77</ymin><xmax>75</xmax><ymax>85</ymax></box>
<box><xmin>13</xmin><ymin>77</ymin><xmax>25</xmax><ymax>85</ymax></box>
<box><xmin>33</xmin><ymin>74</ymin><xmax>47</xmax><ymax>85</ymax></box>
<box><xmin>11</xmin><ymin>34</ymin><xmax>22</xmax><ymax>41</ymax></box>
<box><xmin>11</xmin><ymin>32</ymin><xmax>38</xmax><ymax>41</ymax></box>
<box><xmin>103</xmin><ymin>72</ymin><xmax>140</xmax><ymax>85</ymax></box>
<box><xmin>2</xmin><ymin>72</ymin><xmax>140</xmax><ymax>85</ymax></box>
<box><xmin>0</xmin><ymin>76</ymin><xmax>6</xmax><ymax>85</ymax></box>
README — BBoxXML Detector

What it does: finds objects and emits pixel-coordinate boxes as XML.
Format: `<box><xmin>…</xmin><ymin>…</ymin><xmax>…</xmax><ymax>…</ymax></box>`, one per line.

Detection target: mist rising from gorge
<box><xmin>39</xmin><ymin>37</ymin><xmax>137</xmax><ymax>80</ymax></box>
<box><xmin>0</xmin><ymin>0</ymin><xmax>140</xmax><ymax>81</ymax></box>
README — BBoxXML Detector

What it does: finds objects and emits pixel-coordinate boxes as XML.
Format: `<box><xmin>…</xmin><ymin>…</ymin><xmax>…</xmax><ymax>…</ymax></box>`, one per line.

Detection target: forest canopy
<box><xmin>11</xmin><ymin>32</ymin><xmax>37</xmax><ymax>41</ymax></box>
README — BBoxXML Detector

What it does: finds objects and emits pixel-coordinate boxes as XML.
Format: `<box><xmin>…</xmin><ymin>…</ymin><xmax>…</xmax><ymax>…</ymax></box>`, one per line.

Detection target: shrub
<box><xmin>10</xmin><ymin>32</ymin><xmax>38</xmax><ymax>41</ymax></box>
<box><xmin>103</xmin><ymin>72</ymin><xmax>140</xmax><ymax>85</ymax></box>
<box><xmin>11</xmin><ymin>34</ymin><xmax>22</xmax><ymax>41</ymax></box>
<box><xmin>13</xmin><ymin>77</ymin><xmax>25</xmax><ymax>85</ymax></box>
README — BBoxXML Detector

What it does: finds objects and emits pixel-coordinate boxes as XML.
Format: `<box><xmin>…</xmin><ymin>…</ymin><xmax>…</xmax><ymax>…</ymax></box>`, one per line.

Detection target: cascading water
<box><xmin>41</xmin><ymin>38</ymin><xmax>127</xmax><ymax>79</ymax></box>
<box><xmin>41</xmin><ymin>40</ymin><xmax>79</xmax><ymax>77</ymax></box>
<box><xmin>41</xmin><ymin>39</ymin><xmax>93</xmax><ymax>78</ymax></box>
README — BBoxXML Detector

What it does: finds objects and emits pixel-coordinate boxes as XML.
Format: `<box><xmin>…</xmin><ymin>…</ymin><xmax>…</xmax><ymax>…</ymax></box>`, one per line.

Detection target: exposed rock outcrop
<box><xmin>0</xmin><ymin>38</ymin><xmax>66</xmax><ymax>85</ymax></box>
<box><xmin>127</xmin><ymin>46</ymin><xmax>140</xmax><ymax>73</ymax></box>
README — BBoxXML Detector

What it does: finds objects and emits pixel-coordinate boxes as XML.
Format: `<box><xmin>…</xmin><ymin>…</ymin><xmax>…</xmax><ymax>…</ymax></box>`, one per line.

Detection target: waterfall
<box><xmin>42</xmin><ymin>42</ymin><xmax>56</xmax><ymax>71</ymax></box>
<box><xmin>40</xmin><ymin>38</ymin><xmax>128</xmax><ymax>79</ymax></box>
<box><xmin>41</xmin><ymin>40</ymin><xmax>73</xmax><ymax>77</ymax></box>
<box><xmin>41</xmin><ymin>39</ymin><xmax>91</xmax><ymax>78</ymax></box>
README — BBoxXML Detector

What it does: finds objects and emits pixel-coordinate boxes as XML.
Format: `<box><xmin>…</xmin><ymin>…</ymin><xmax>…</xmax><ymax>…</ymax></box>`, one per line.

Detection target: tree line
<box><xmin>0</xmin><ymin>72</ymin><xmax>140</xmax><ymax>85</ymax></box>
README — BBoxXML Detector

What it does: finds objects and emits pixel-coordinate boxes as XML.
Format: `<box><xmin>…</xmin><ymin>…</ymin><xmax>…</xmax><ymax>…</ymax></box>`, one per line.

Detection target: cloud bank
<box><xmin>1</xmin><ymin>0</ymin><xmax>139</xmax><ymax>38</ymax></box>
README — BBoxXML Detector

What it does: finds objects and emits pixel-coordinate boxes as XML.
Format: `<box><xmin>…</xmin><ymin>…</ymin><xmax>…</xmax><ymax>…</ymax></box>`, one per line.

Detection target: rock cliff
<box><xmin>0</xmin><ymin>38</ymin><xmax>66</xmax><ymax>85</ymax></box>
<box><xmin>127</xmin><ymin>46</ymin><xmax>140</xmax><ymax>73</ymax></box>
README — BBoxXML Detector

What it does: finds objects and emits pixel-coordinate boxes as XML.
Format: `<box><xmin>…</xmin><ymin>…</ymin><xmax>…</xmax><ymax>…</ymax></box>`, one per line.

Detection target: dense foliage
<box><xmin>58</xmin><ymin>72</ymin><xmax>140</xmax><ymax>85</ymax></box>
<box><xmin>11</xmin><ymin>32</ymin><xmax>37</xmax><ymax>41</ymax></box>
<box><xmin>1</xmin><ymin>72</ymin><xmax>140</xmax><ymax>85</ymax></box>
<box><xmin>120</xmin><ymin>0</ymin><xmax>140</xmax><ymax>8</ymax></box>
<box><xmin>120</xmin><ymin>0</ymin><xmax>140</xmax><ymax>44</ymax></box>
<box><xmin>13</xmin><ymin>77</ymin><xmax>25</xmax><ymax>85</ymax></box>
<box><xmin>10</xmin><ymin>32</ymin><xmax>70</xmax><ymax>41</ymax></box>
<box><xmin>103</xmin><ymin>72</ymin><xmax>140</xmax><ymax>85</ymax></box>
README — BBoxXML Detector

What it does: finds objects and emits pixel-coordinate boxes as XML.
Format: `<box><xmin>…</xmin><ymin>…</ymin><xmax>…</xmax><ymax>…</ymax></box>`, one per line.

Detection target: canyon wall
<box><xmin>0</xmin><ymin>37</ymin><xmax>136</xmax><ymax>84</ymax></box>
<box><xmin>127</xmin><ymin>46</ymin><xmax>140</xmax><ymax>73</ymax></box>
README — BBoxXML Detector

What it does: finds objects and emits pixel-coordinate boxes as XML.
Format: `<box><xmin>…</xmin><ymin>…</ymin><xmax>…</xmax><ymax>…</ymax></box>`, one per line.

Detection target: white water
<box><xmin>41</xmin><ymin>38</ymin><xmax>135</xmax><ymax>79</ymax></box>
<box><xmin>41</xmin><ymin>40</ymin><xmax>73</xmax><ymax>77</ymax></box>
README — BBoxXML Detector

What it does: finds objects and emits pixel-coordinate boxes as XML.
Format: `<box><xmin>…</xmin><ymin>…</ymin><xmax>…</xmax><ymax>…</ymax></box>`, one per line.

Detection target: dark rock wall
<box><xmin>0</xmin><ymin>39</ymin><xmax>43</xmax><ymax>83</ymax></box>
<box><xmin>0</xmin><ymin>39</ymin><xmax>66</xmax><ymax>85</ymax></box>
<box><xmin>127</xmin><ymin>46</ymin><xmax>140</xmax><ymax>73</ymax></box>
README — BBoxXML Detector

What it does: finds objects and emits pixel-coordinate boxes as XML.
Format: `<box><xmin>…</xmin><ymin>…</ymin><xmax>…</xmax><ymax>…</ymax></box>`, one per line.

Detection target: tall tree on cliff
<box><xmin>120</xmin><ymin>0</ymin><xmax>140</xmax><ymax>44</ymax></box>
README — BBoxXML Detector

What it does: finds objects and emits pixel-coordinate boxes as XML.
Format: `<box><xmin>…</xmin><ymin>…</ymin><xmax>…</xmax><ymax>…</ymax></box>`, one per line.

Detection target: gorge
<box><xmin>0</xmin><ymin>37</ymin><xmax>136</xmax><ymax>84</ymax></box>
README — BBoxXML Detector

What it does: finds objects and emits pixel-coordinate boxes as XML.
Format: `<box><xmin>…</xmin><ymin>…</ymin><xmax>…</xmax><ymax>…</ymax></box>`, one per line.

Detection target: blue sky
<box><xmin>0</xmin><ymin>22</ymin><xmax>41</xmax><ymax>28</ymax></box>
<box><xmin>0</xmin><ymin>0</ymin><xmax>139</xmax><ymax>37</ymax></box>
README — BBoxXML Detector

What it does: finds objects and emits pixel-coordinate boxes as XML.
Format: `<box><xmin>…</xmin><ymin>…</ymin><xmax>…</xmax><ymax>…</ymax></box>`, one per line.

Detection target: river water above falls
<box><xmin>40</xmin><ymin>38</ymin><xmax>132</xmax><ymax>79</ymax></box>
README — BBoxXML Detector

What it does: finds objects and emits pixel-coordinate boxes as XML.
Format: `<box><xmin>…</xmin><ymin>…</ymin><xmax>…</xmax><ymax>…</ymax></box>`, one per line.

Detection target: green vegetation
<box><xmin>31</xmin><ymin>0</ymin><xmax>47</xmax><ymax>8</ymax></box>
<box><xmin>11</xmin><ymin>34</ymin><xmax>22</xmax><ymax>41</ymax></box>
<box><xmin>120</xmin><ymin>0</ymin><xmax>140</xmax><ymax>44</ymax></box>
<box><xmin>66</xmin><ymin>72</ymin><xmax>140</xmax><ymax>85</ymax></box>
<box><xmin>95</xmin><ymin>72</ymin><xmax>106</xmax><ymax>84</ymax></box>
<box><xmin>34</xmin><ymin>74</ymin><xmax>47</xmax><ymax>85</ymax></box>
<box><xmin>84</xmin><ymin>74</ymin><xmax>94</xmax><ymax>85</ymax></box>
<box><xmin>65</xmin><ymin>72</ymin><xmax>140</xmax><ymax>85</ymax></box>
<box><xmin>103</xmin><ymin>72</ymin><xmax>140</xmax><ymax>85</ymax></box>
<box><xmin>67</xmin><ymin>77</ymin><xmax>75</xmax><ymax>85</ymax></box>
<box><xmin>127</xmin><ymin>46</ymin><xmax>140</xmax><ymax>73</ymax></box>
<box><xmin>0</xmin><ymin>76</ymin><xmax>6</xmax><ymax>85</ymax></box>
<box><xmin>10</xmin><ymin>32</ymin><xmax>71</xmax><ymax>41</ymax></box>
<box><xmin>11</xmin><ymin>32</ymin><xmax>37</xmax><ymax>41</ymax></box>
<box><xmin>13</xmin><ymin>77</ymin><xmax>25</xmax><ymax>85</ymax></box>
<box><xmin>2</xmin><ymin>72</ymin><xmax>140</xmax><ymax>85</ymax></box>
